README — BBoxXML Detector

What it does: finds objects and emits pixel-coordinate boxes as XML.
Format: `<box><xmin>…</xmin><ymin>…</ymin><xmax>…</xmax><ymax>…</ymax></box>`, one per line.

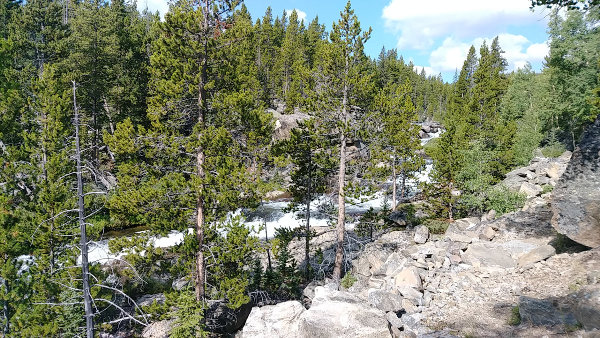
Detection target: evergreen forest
<box><xmin>0</xmin><ymin>0</ymin><xmax>598</xmax><ymax>336</ymax></box>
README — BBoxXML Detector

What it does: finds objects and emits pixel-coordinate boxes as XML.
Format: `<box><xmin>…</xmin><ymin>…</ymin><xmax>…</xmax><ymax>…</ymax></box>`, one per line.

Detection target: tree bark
<box><xmin>194</xmin><ymin>0</ymin><xmax>210</xmax><ymax>304</ymax></box>
<box><xmin>392</xmin><ymin>159</ymin><xmax>397</xmax><ymax>211</ymax></box>
<box><xmin>400</xmin><ymin>168</ymin><xmax>406</xmax><ymax>200</ymax></box>
<box><xmin>333</xmin><ymin>133</ymin><xmax>346</xmax><ymax>281</ymax></box>
<box><xmin>305</xmin><ymin>151</ymin><xmax>312</xmax><ymax>281</ymax></box>
<box><xmin>74</xmin><ymin>82</ymin><xmax>94</xmax><ymax>338</ymax></box>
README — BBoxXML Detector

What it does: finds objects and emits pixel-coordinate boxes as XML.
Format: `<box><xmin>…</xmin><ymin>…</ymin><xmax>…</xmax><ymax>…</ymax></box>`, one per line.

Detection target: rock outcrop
<box><xmin>241</xmin><ymin>287</ymin><xmax>390</xmax><ymax>338</ymax></box>
<box><xmin>502</xmin><ymin>151</ymin><xmax>570</xmax><ymax>198</ymax></box>
<box><xmin>552</xmin><ymin>116</ymin><xmax>600</xmax><ymax>248</ymax></box>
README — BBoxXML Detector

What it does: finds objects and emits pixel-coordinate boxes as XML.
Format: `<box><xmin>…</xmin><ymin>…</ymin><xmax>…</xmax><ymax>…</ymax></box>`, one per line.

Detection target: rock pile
<box><xmin>240</xmin><ymin>191</ymin><xmax>600</xmax><ymax>337</ymax></box>
<box><xmin>502</xmin><ymin>151</ymin><xmax>571</xmax><ymax>198</ymax></box>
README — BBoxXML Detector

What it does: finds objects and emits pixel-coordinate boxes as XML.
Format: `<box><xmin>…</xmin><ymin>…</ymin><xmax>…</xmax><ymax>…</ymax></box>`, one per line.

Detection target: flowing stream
<box><xmin>84</xmin><ymin>127</ymin><xmax>442</xmax><ymax>264</ymax></box>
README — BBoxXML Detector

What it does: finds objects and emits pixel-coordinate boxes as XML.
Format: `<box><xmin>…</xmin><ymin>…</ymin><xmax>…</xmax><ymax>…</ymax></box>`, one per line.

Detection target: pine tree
<box><xmin>313</xmin><ymin>0</ymin><xmax>372</xmax><ymax>281</ymax></box>
<box><xmin>275</xmin><ymin>119</ymin><xmax>334</xmax><ymax>280</ymax></box>
<box><xmin>369</xmin><ymin>80</ymin><xmax>423</xmax><ymax>210</ymax></box>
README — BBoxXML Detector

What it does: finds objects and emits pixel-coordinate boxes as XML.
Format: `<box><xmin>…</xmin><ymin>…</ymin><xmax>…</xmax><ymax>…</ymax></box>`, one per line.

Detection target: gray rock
<box><xmin>414</xmin><ymin>225</ymin><xmax>429</xmax><ymax>244</ymax></box>
<box><xmin>519</xmin><ymin>182</ymin><xmax>542</xmax><ymax>198</ymax></box>
<box><xmin>517</xmin><ymin>245</ymin><xmax>556</xmax><ymax>268</ymax></box>
<box><xmin>241</xmin><ymin>301</ymin><xmax>305</xmax><ymax>338</ymax></box>
<box><xmin>171</xmin><ymin>277</ymin><xmax>188</xmax><ymax>291</ymax></box>
<box><xmin>298</xmin><ymin>293</ymin><xmax>390</xmax><ymax>338</ymax></box>
<box><xmin>367</xmin><ymin>288</ymin><xmax>404</xmax><ymax>312</ymax></box>
<box><xmin>394</xmin><ymin>267</ymin><xmax>423</xmax><ymax>291</ymax></box>
<box><xmin>142</xmin><ymin>320</ymin><xmax>173</xmax><ymax>338</ymax></box>
<box><xmin>388</xmin><ymin>211</ymin><xmax>408</xmax><ymax>227</ymax></box>
<box><xmin>574</xmin><ymin>285</ymin><xmax>600</xmax><ymax>330</ymax></box>
<box><xmin>479</xmin><ymin>226</ymin><xmax>496</xmax><ymax>241</ymax></box>
<box><xmin>463</xmin><ymin>243</ymin><xmax>516</xmax><ymax>268</ymax></box>
<box><xmin>136</xmin><ymin>293</ymin><xmax>165</xmax><ymax>307</ymax></box>
<box><xmin>552</xmin><ymin>115</ymin><xmax>600</xmax><ymax>248</ymax></box>
<box><xmin>519</xmin><ymin>296</ymin><xmax>578</xmax><ymax>326</ymax></box>
<box><xmin>205</xmin><ymin>300</ymin><xmax>253</xmax><ymax>334</ymax></box>
<box><xmin>480</xmin><ymin>209</ymin><xmax>496</xmax><ymax>222</ymax></box>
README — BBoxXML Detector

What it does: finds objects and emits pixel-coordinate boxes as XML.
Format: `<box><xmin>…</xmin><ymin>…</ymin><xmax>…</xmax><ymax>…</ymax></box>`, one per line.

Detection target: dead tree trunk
<box><xmin>73</xmin><ymin>81</ymin><xmax>94</xmax><ymax>338</ymax></box>
<box><xmin>305</xmin><ymin>150</ymin><xmax>312</xmax><ymax>281</ymax></box>
<box><xmin>392</xmin><ymin>159</ymin><xmax>397</xmax><ymax>211</ymax></box>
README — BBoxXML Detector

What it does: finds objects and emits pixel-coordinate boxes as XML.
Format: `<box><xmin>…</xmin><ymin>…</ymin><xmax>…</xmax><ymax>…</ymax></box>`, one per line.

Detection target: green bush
<box><xmin>485</xmin><ymin>186</ymin><xmax>526</xmax><ymax>215</ymax></box>
<box><xmin>541</xmin><ymin>142</ymin><xmax>566</xmax><ymax>158</ymax></box>
<box><xmin>340</xmin><ymin>272</ymin><xmax>357</xmax><ymax>289</ymax></box>
<box><xmin>508</xmin><ymin>306</ymin><xmax>521</xmax><ymax>326</ymax></box>
<box><xmin>422</xmin><ymin>219</ymin><xmax>449</xmax><ymax>234</ymax></box>
<box><xmin>542</xmin><ymin>184</ymin><xmax>554</xmax><ymax>194</ymax></box>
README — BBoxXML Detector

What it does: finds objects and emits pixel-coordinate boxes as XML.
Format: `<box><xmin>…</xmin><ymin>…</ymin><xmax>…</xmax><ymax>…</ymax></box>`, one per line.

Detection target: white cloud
<box><xmin>414</xmin><ymin>65</ymin><xmax>438</xmax><ymax>77</ymax></box>
<box><xmin>285</xmin><ymin>9</ymin><xmax>307</xmax><ymax>22</ymax></box>
<box><xmin>428</xmin><ymin>34</ymin><xmax>549</xmax><ymax>73</ymax></box>
<box><xmin>382</xmin><ymin>0</ymin><xmax>547</xmax><ymax>50</ymax></box>
<box><xmin>137</xmin><ymin>0</ymin><xmax>169</xmax><ymax>19</ymax></box>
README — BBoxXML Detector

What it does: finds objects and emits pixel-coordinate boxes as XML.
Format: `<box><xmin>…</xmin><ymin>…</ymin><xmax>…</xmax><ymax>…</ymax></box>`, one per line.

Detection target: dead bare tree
<box><xmin>73</xmin><ymin>81</ymin><xmax>94</xmax><ymax>338</ymax></box>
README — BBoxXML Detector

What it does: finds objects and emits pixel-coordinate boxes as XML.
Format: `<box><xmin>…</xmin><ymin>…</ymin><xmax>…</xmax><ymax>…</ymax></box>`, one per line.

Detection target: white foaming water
<box><xmin>80</xmin><ymin>130</ymin><xmax>442</xmax><ymax>264</ymax></box>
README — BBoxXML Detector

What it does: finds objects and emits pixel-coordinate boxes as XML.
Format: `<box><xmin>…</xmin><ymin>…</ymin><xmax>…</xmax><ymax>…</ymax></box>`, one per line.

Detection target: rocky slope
<box><xmin>237</xmin><ymin>150</ymin><xmax>600</xmax><ymax>338</ymax></box>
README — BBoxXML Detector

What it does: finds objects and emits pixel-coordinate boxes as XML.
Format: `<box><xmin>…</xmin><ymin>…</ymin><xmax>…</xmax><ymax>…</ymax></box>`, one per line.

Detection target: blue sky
<box><xmin>139</xmin><ymin>0</ymin><xmax>553</xmax><ymax>82</ymax></box>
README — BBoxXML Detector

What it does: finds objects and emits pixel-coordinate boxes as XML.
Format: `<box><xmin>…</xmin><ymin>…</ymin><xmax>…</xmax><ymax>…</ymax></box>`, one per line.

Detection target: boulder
<box><xmin>172</xmin><ymin>277</ymin><xmax>188</xmax><ymax>291</ymax></box>
<box><xmin>388</xmin><ymin>211</ymin><xmax>408</xmax><ymax>227</ymax></box>
<box><xmin>394</xmin><ymin>267</ymin><xmax>423</xmax><ymax>291</ymax></box>
<box><xmin>414</xmin><ymin>225</ymin><xmax>429</xmax><ymax>244</ymax></box>
<box><xmin>552</xmin><ymin>116</ymin><xmax>600</xmax><ymax>248</ymax></box>
<box><xmin>298</xmin><ymin>288</ymin><xmax>390</xmax><ymax>338</ymax></box>
<box><xmin>517</xmin><ymin>245</ymin><xmax>556</xmax><ymax>268</ymax></box>
<box><xmin>205</xmin><ymin>300</ymin><xmax>253</xmax><ymax>334</ymax></box>
<box><xmin>479</xmin><ymin>226</ymin><xmax>496</xmax><ymax>241</ymax></box>
<box><xmin>574</xmin><ymin>285</ymin><xmax>600</xmax><ymax>330</ymax></box>
<box><xmin>518</xmin><ymin>296</ymin><xmax>578</xmax><ymax>327</ymax></box>
<box><xmin>367</xmin><ymin>288</ymin><xmax>404</xmax><ymax>312</ymax></box>
<box><xmin>142</xmin><ymin>320</ymin><xmax>174</xmax><ymax>338</ymax></box>
<box><xmin>136</xmin><ymin>294</ymin><xmax>165</xmax><ymax>308</ymax></box>
<box><xmin>519</xmin><ymin>182</ymin><xmax>542</xmax><ymax>198</ymax></box>
<box><xmin>463</xmin><ymin>243</ymin><xmax>516</xmax><ymax>269</ymax></box>
<box><xmin>241</xmin><ymin>301</ymin><xmax>305</xmax><ymax>338</ymax></box>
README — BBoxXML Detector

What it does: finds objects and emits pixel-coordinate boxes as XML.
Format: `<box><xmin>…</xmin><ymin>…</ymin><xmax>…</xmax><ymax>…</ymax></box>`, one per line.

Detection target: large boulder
<box><xmin>517</xmin><ymin>244</ymin><xmax>556</xmax><ymax>268</ymax></box>
<box><xmin>367</xmin><ymin>288</ymin><xmax>404</xmax><ymax>312</ymax></box>
<box><xmin>142</xmin><ymin>320</ymin><xmax>174</xmax><ymax>338</ymax></box>
<box><xmin>297</xmin><ymin>287</ymin><xmax>390</xmax><ymax>338</ymax></box>
<box><xmin>462</xmin><ymin>243</ymin><xmax>516</xmax><ymax>269</ymax></box>
<box><xmin>518</xmin><ymin>296</ymin><xmax>578</xmax><ymax>327</ymax></box>
<box><xmin>205</xmin><ymin>300</ymin><xmax>253</xmax><ymax>334</ymax></box>
<box><xmin>552</xmin><ymin>116</ymin><xmax>600</xmax><ymax>248</ymax></box>
<box><xmin>240</xmin><ymin>301</ymin><xmax>305</xmax><ymax>338</ymax></box>
<box><xmin>413</xmin><ymin>225</ymin><xmax>429</xmax><ymax>244</ymax></box>
<box><xmin>573</xmin><ymin>285</ymin><xmax>600</xmax><ymax>330</ymax></box>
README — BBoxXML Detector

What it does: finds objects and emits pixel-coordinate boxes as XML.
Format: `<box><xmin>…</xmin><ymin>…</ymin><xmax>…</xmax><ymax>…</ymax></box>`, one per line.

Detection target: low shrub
<box><xmin>422</xmin><ymin>219</ymin><xmax>449</xmax><ymax>234</ymax></box>
<box><xmin>541</xmin><ymin>142</ymin><xmax>566</xmax><ymax>158</ymax></box>
<box><xmin>485</xmin><ymin>186</ymin><xmax>526</xmax><ymax>215</ymax></box>
<box><xmin>340</xmin><ymin>272</ymin><xmax>357</xmax><ymax>289</ymax></box>
<box><xmin>508</xmin><ymin>306</ymin><xmax>521</xmax><ymax>326</ymax></box>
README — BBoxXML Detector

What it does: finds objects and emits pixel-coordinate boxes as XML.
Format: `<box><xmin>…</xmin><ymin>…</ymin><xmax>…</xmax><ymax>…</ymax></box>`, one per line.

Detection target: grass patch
<box><xmin>508</xmin><ymin>306</ymin><xmax>521</xmax><ymax>326</ymax></box>
<box><xmin>542</xmin><ymin>184</ymin><xmax>554</xmax><ymax>194</ymax></box>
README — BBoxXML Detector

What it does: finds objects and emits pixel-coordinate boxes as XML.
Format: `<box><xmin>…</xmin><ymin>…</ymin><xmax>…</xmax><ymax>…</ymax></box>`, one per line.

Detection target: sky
<box><xmin>137</xmin><ymin>0</ymin><xmax>554</xmax><ymax>82</ymax></box>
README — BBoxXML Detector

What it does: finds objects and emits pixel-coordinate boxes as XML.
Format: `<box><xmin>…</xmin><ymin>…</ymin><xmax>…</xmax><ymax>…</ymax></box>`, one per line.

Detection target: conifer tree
<box><xmin>313</xmin><ymin>0</ymin><xmax>372</xmax><ymax>281</ymax></box>
<box><xmin>369</xmin><ymin>80</ymin><xmax>423</xmax><ymax>209</ymax></box>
